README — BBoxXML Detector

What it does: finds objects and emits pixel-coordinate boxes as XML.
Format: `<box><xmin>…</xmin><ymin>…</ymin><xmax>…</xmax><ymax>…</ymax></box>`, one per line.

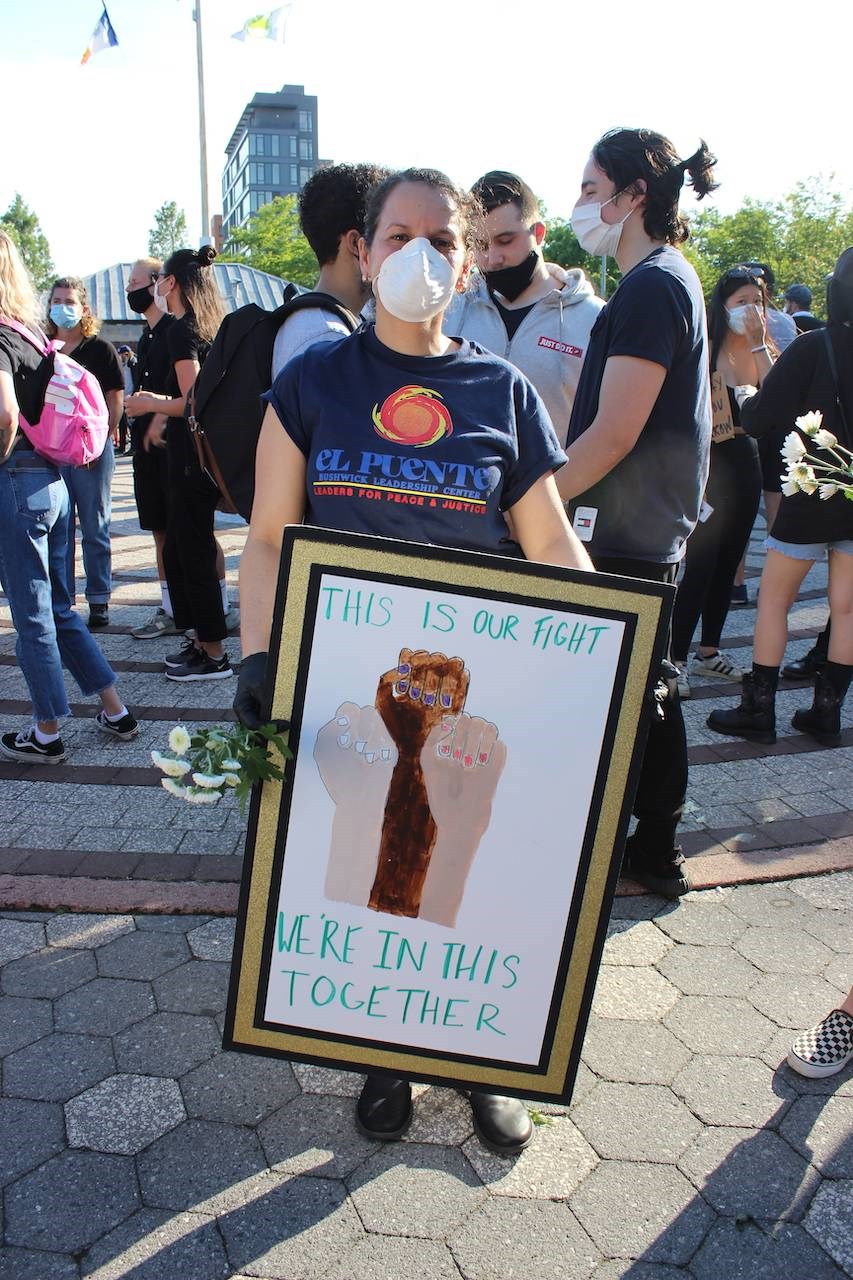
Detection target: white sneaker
<box><xmin>674</xmin><ymin>663</ymin><xmax>690</xmax><ymax>699</ymax></box>
<box><xmin>691</xmin><ymin>651</ymin><xmax>743</xmax><ymax>682</ymax></box>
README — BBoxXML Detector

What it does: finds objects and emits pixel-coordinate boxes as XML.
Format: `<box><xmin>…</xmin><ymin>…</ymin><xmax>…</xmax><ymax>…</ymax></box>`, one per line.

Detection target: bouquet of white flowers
<box><xmin>780</xmin><ymin>411</ymin><xmax>853</xmax><ymax>501</ymax></box>
<box><xmin>151</xmin><ymin>722</ymin><xmax>289</xmax><ymax>811</ymax></box>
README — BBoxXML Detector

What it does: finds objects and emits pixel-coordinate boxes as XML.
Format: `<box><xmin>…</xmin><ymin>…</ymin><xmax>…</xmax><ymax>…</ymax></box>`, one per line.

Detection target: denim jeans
<box><xmin>0</xmin><ymin>452</ymin><xmax>117</xmax><ymax>722</ymax></box>
<box><xmin>61</xmin><ymin>443</ymin><xmax>115</xmax><ymax>604</ymax></box>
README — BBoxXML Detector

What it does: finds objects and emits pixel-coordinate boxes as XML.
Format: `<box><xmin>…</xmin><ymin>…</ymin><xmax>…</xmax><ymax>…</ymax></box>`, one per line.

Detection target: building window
<box><xmin>299</xmin><ymin>166</ymin><xmax>312</xmax><ymax>187</ymax></box>
<box><xmin>299</xmin><ymin>138</ymin><xmax>312</xmax><ymax>160</ymax></box>
<box><xmin>289</xmin><ymin>164</ymin><xmax>298</xmax><ymax>186</ymax></box>
<box><xmin>289</xmin><ymin>135</ymin><xmax>297</xmax><ymax>157</ymax></box>
<box><xmin>237</xmin><ymin>137</ymin><xmax>248</xmax><ymax>170</ymax></box>
<box><xmin>299</xmin><ymin>110</ymin><xmax>312</xmax><ymax>132</ymax></box>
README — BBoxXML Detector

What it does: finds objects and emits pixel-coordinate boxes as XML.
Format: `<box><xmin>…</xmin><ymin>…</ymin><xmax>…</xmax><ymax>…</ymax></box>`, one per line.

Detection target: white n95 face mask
<box><xmin>571</xmin><ymin>197</ymin><xmax>634</xmax><ymax>257</ymax></box>
<box><xmin>374</xmin><ymin>237</ymin><xmax>456</xmax><ymax>323</ymax></box>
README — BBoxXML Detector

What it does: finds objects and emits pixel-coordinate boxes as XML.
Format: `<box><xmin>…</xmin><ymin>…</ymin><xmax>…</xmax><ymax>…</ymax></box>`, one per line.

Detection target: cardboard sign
<box><xmin>711</xmin><ymin>371</ymin><xmax>736</xmax><ymax>444</ymax></box>
<box><xmin>224</xmin><ymin>528</ymin><xmax>673</xmax><ymax>1103</ymax></box>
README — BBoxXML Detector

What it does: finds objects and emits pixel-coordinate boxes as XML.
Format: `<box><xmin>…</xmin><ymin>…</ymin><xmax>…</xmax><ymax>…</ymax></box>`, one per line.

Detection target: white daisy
<box><xmin>161</xmin><ymin>778</ymin><xmax>188</xmax><ymax>799</ymax></box>
<box><xmin>151</xmin><ymin>751</ymin><xmax>191</xmax><ymax>778</ymax></box>
<box><xmin>168</xmin><ymin>726</ymin><xmax>191</xmax><ymax>755</ymax></box>
<box><xmin>795</xmin><ymin>410</ymin><xmax>823</xmax><ymax>436</ymax></box>
<box><xmin>780</xmin><ymin>433</ymin><xmax>806</xmax><ymax>465</ymax></box>
<box><xmin>192</xmin><ymin>772</ymin><xmax>226</xmax><ymax>789</ymax></box>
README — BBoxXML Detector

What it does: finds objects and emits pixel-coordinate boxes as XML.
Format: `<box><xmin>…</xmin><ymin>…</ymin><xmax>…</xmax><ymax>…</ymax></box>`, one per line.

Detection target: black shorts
<box><xmin>133</xmin><ymin>444</ymin><xmax>170</xmax><ymax>531</ymax></box>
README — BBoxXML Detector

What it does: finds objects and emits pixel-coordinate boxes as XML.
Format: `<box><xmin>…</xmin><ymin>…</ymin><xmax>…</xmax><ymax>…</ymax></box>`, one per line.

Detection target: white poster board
<box><xmin>225</xmin><ymin>529</ymin><xmax>672</xmax><ymax>1102</ymax></box>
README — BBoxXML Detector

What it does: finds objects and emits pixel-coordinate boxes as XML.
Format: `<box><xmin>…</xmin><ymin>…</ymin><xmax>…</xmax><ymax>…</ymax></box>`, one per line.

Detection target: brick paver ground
<box><xmin>0</xmin><ymin>457</ymin><xmax>851</xmax><ymax>1277</ymax></box>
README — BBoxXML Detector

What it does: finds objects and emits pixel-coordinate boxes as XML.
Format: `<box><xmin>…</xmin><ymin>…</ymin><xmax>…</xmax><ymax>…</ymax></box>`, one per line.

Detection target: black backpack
<box><xmin>186</xmin><ymin>289</ymin><xmax>360</xmax><ymax>520</ymax></box>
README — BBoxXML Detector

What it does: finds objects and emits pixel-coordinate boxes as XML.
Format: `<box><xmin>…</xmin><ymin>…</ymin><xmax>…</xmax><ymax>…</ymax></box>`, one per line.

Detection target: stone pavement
<box><xmin>0</xmin><ymin>878</ymin><xmax>851</xmax><ymax>1279</ymax></box>
<box><xmin>0</xmin><ymin>455</ymin><xmax>852</xmax><ymax>1277</ymax></box>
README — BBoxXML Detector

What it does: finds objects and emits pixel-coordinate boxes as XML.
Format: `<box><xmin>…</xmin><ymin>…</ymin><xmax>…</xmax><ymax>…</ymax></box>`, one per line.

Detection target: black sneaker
<box><xmin>0</xmin><ymin>727</ymin><xmax>67</xmax><ymax>764</ymax></box>
<box><xmin>87</xmin><ymin>603</ymin><xmax>109</xmax><ymax>630</ymax></box>
<box><xmin>165</xmin><ymin>639</ymin><xmax>200</xmax><ymax>669</ymax></box>
<box><xmin>95</xmin><ymin>710</ymin><xmax>139</xmax><ymax>741</ymax></box>
<box><xmin>166</xmin><ymin>652</ymin><xmax>233</xmax><ymax>682</ymax></box>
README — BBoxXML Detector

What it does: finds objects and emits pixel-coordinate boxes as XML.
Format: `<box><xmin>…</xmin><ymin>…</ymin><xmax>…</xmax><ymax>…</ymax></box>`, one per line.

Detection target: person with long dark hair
<box><xmin>671</xmin><ymin>266</ymin><xmax>771</xmax><ymax>695</ymax></box>
<box><xmin>235</xmin><ymin>167</ymin><xmax>593</xmax><ymax>1156</ymax></box>
<box><xmin>0</xmin><ymin>232</ymin><xmax>138</xmax><ymax>761</ymax></box>
<box><xmin>708</xmin><ymin>246</ymin><xmax>853</xmax><ymax>745</ymax></box>
<box><xmin>45</xmin><ymin>276</ymin><xmax>124</xmax><ymax>630</ymax></box>
<box><xmin>125</xmin><ymin>246</ymin><xmax>229</xmax><ymax>680</ymax></box>
<box><xmin>556</xmin><ymin>126</ymin><xmax>717</xmax><ymax>897</ymax></box>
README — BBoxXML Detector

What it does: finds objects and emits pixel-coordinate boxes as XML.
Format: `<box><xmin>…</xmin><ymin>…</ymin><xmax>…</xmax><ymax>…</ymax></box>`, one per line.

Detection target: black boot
<box><xmin>707</xmin><ymin>664</ymin><xmax>778</xmax><ymax>744</ymax></box>
<box><xmin>792</xmin><ymin>661</ymin><xmax>852</xmax><ymax>747</ymax></box>
<box><xmin>783</xmin><ymin>621</ymin><xmax>831</xmax><ymax>680</ymax></box>
<box><xmin>466</xmin><ymin>1091</ymin><xmax>534</xmax><ymax>1156</ymax></box>
<box><xmin>355</xmin><ymin>1075</ymin><xmax>412</xmax><ymax>1140</ymax></box>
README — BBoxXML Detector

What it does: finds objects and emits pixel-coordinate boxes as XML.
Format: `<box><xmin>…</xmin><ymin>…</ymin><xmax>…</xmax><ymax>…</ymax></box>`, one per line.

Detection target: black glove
<box><xmin>233</xmin><ymin>651</ymin><xmax>269</xmax><ymax>730</ymax></box>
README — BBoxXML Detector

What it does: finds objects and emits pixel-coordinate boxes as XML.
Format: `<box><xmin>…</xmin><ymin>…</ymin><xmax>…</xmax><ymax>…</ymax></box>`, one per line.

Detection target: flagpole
<box><xmin>194</xmin><ymin>0</ymin><xmax>211</xmax><ymax>246</ymax></box>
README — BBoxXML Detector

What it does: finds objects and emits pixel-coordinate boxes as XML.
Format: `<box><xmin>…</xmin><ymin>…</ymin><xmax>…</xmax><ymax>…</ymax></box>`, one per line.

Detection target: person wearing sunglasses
<box><xmin>670</xmin><ymin>266</ymin><xmax>774</xmax><ymax>696</ymax></box>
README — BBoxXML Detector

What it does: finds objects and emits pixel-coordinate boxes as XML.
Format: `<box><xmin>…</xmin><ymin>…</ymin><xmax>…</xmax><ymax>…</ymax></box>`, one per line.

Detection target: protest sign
<box><xmin>224</xmin><ymin>528</ymin><xmax>673</xmax><ymax>1102</ymax></box>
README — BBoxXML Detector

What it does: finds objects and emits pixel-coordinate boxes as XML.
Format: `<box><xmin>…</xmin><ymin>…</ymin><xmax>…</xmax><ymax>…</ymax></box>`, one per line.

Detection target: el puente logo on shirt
<box><xmin>372</xmin><ymin>385</ymin><xmax>453</xmax><ymax>447</ymax></box>
<box><xmin>313</xmin><ymin>384</ymin><xmax>488</xmax><ymax>515</ymax></box>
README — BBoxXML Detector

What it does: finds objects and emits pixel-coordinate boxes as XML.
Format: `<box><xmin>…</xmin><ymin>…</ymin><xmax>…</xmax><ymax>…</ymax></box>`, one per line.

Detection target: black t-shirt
<box><xmin>131</xmin><ymin>313</ymin><xmax>176</xmax><ymax>442</ymax></box>
<box><xmin>492</xmin><ymin>297</ymin><xmax>535</xmax><ymax>341</ymax></box>
<box><xmin>165</xmin><ymin>314</ymin><xmax>207</xmax><ymax>398</ymax></box>
<box><xmin>0</xmin><ymin>323</ymin><xmax>51</xmax><ymax>435</ymax></box>
<box><xmin>66</xmin><ymin>335</ymin><xmax>124</xmax><ymax>397</ymax></box>
<box><xmin>566</xmin><ymin>245</ymin><xmax>711</xmax><ymax>563</ymax></box>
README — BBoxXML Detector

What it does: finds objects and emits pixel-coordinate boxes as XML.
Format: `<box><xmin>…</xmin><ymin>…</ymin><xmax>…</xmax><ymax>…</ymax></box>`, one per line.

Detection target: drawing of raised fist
<box><xmin>418</xmin><ymin>715</ymin><xmax>508</xmax><ymax>927</ymax></box>
<box><xmin>369</xmin><ymin>649</ymin><xmax>470</xmax><ymax>917</ymax></box>
<box><xmin>314</xmin><ymin>702</ymin><xmax>398</xmax><ymax>906</ymax></box>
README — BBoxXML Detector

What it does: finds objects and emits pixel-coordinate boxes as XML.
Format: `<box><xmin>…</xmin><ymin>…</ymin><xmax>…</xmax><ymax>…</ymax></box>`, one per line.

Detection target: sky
<box><xmin>2</xmin><ymin>0</ymin><xmax>851</xmax><ymax>277</ymax></box>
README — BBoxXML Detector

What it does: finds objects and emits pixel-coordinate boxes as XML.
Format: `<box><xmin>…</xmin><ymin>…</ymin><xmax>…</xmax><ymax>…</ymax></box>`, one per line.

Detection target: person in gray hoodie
<box><xmin>443</xmin><ymin>171</ymin><xmax>603</xmax><ymax>445</ymax></box>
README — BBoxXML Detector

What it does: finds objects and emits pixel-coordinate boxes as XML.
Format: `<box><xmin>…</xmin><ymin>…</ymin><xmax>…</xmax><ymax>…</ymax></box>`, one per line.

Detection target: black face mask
<box><xmin>484</xmin><ymin>249</ymin><xmax>540</xmax><ymax>303</ymax></box>
<box><xmin>127</xmin><ymin>285</ymin><xmax>155</xmax><ymax>314</ymax></box>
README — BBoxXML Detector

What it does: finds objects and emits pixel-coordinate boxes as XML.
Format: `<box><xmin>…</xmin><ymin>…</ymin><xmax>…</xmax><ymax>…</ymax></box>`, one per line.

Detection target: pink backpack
<box><xmin>0</xmin><ymin>315</ymin><xmax>109</xmax><ymax>467</ymax></box>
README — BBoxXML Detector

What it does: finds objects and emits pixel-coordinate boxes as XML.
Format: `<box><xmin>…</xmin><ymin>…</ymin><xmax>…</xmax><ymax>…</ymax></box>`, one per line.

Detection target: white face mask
<box><xmin>374</xmin><ymin>237</ymin><xmax>456</xmax><ymax>323</ymax></box>
<box><xmin>153</xmin><ymin>284</ymin><xmax>170</xmax><ymax>315</ymax></box>
<box><xmin>571</xmin><ymin>195</ymin><xmax>634</xmax><ymax>257</ymax></box>
<box><xmin>726</xmin><ymin>304</ymin><xmax>751</xmax><ymax>335</ymax></box>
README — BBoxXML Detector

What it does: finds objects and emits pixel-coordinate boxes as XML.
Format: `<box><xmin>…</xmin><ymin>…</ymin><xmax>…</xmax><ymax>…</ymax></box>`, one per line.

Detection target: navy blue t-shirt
<box><xmin>263</xmin><ymin>324</ymin><xmax>566</xmax><ymax>556</ymax></box>
<box><xmin>566</xmin><ymin>246</ymin><xmax>711</xmax><ymax>563</ymax></box>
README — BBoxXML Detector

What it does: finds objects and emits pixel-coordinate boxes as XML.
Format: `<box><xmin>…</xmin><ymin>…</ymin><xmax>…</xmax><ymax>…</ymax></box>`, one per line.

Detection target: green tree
<box><xmin>224</xmin><ymin>195</ymin><xmax>316</xmax><ymax>285</ymax></box>
<box><xmin>148</xmin><ymin>201</ymin><xmax>189</xmax><ymax>260</ymax></box>
<box><xmin>0</xmin><ymin>193</ymin><xmax>55</xmax><ymax>291</ymax></box>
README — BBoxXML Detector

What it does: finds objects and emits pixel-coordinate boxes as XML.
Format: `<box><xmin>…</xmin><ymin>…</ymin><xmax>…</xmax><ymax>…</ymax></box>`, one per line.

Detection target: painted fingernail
<box><xmin>409</xmin><ymin>685</ymin><xmax>421</xmax><ymax>700</ymax></box>
<box><xmin>380</xmin><ymin>748</ymin><xmax>391</xmax><ymax>761</ymax></box>
<box><xmin>440</xmin><ymin>693</ymin><xmax>452</xmax><ymax>708</ymax></box>
<box><xmin>335</xmin><ymin>716</ymin><xmax>349</xmax><ymax>727</ymax></box>
<box><xmin>423</xmin><ymin>692</ymin><xmax>435</xmax><ymax>706</ymax></box>
<box><xmin>337</xmin><ymin>733</ymin><xmax>350</xmax><ymax>747</ymax></box>
<box><xmin>355</xmin><ymin>740</ymin><xmax>366</xmax><ymax>753</ymax></box>
<box><xmin>452</xmin><ymin>748</ymin><xmax>462</xmax><ymax>760</ymax></box>
<box><xmin>398</xmin><ymin>663</ymin><xmax>411</xmax><ymax>675</ymax></box>
<box><xmin>397</xmin><ymin>679</ymin><xmax>409</xmax><ymax>693</ymax></box>
<box><xmin>463</xmin><ymin>754</ymin><xmax>474</xmax><ymax>769</ymax></box>
<box><xmin>478</xmin><ymin>751</ymin><xmax>489</xmax><ymax>765</ymax></box>
<box><xmin>439</xmin><ymin>741</ymin><xmax>451</xmax><ymax>756</ymax></box>
<box><xmin>365</xmin><ymin>751</ymin><xmax>375</xmax><ymax>763</ymax></box>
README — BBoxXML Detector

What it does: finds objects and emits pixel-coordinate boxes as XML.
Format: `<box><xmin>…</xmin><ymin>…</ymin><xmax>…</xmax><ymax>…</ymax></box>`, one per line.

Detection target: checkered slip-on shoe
<box><xmin>787</xmin><ymin>1008</ymin><xmax>853</xmax><ymax>1078</ymax></box>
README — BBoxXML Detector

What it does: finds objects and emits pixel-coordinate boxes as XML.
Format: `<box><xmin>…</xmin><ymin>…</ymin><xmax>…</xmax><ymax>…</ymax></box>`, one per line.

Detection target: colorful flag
<box><xmin>232</xmin><ymin>4</ymin><xmax>293</xmax><ymax>43</ymax></box>
<box><xmin>81</xmin><ymin>5</ymin><xmax>119</xmax><ymax>65</ymax></box>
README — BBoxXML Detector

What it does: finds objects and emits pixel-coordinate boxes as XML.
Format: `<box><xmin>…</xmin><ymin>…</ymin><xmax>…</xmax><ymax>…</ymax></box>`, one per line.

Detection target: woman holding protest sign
<box><xmin>235</xmin><ymin>168</ymin><xmax>594</xmax><ymax>1155</ymax></box>
<box><xmin>671</xmin><ymin>265</ymin><xmax>772</xmax><ymax>696</ymax></box>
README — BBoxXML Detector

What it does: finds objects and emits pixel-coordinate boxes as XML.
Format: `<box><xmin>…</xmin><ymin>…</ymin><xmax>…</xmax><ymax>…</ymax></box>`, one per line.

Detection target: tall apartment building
<box><xmin>221</xmin><ymin>83</ymin><xmax>318</xmax><ymax>243</ymax></box>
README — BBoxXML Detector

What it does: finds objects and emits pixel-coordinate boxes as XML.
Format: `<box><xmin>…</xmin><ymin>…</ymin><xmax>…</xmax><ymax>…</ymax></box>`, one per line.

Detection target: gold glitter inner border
<box><xmin>229</xmin><ymin>532</ymin><xmax>665</xmax><ymax>1097</ymax></box>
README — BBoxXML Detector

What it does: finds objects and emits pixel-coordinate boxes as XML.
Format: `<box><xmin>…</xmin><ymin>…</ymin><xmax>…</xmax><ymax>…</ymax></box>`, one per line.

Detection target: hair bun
<box><xmin>197</xmin><ymin>245</ymin><xmax>217</xmax><ymax>267</ymax></box>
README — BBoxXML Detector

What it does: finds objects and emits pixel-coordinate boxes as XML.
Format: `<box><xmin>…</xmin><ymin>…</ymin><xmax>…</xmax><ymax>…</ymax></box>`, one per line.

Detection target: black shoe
<box><xmin>623</xmin><ymin>834</ymin><xmax>691</xmax><ymax>898</ymax></box>
<box><xmin>791</xmin><ymin>662</ymin><xmax>851</xmax><ymax>748</ymax></box>
<box><xmin>782</xmin><ymin>651</ymin><xmax>825</xmax><ymax>681</ymax></box>
<box><xmin>707</xmin><ymin>668</ymin><xmax>777</xmax><ymax>744</ymax></box>
<box><xmin>0</xmin><ymin>727</ymin><xmax>67</xmax><ymax>764</ymax></box>
<box><xmin>87</xmin><ymin>603</ymin><xmax>109</xmax><ymax>630</ymax></box>
<box><xmin>94</xmin><ymin>710</ymin><xmax>139</xmax><ymax>741</ymax></box>
<box><xmin>729</xmin><ymin>583</ymin><xmax>749</xmax><ymax>607</ymax></box>
<box><xmin>355</xmin><ymin>1076</ymin><xmax>412</xmax><ymax>1140</ymax></box>
<box><xmin>466</xmin><ymin>1091</ymin><xmax>534</xmax><ymax>1157</ymax></box>
<box><xmin>165</xmin><ymin>638</ymin><xmax>200</xmax><ymax>669</ymax></box>
<box><xmin>165</xmin><ymin>652</ymin><xmax>233</xmax><ymax>682</ymax></box>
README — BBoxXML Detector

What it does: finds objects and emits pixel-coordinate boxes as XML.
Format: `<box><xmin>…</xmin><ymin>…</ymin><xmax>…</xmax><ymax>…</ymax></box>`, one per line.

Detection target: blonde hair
<box><xmin>45</xmin><ymin>276</ymin><xmax>100</xmax><ymax>339</ymax></box>
<box><xmin>134</xmin><ymin>256</ymin><xmax>162</xmax><ymax>276</ymax></box>
<box><xmin>0</xmin><ymin>230</ymin><xmax>40</xmax><ymax>327</ymax></box>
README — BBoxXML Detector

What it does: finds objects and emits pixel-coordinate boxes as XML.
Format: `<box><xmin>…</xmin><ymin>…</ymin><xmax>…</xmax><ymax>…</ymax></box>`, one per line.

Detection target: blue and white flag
<box><xmin>81</xmin><ymin>5</ymin><xmax>119</xmax><ymax>65</ymax></box>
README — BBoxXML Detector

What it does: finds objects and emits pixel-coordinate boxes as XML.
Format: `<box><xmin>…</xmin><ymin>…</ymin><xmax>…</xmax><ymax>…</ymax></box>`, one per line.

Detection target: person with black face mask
<box><xmin>124</xmin><ymin>257</ymin><xmax>181</xmax><ymax>639</ymax></box>
<box><xmin>443</xmin><ymin>171</ymin><xmax>603</xmax><ymax>446</ymax></box>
